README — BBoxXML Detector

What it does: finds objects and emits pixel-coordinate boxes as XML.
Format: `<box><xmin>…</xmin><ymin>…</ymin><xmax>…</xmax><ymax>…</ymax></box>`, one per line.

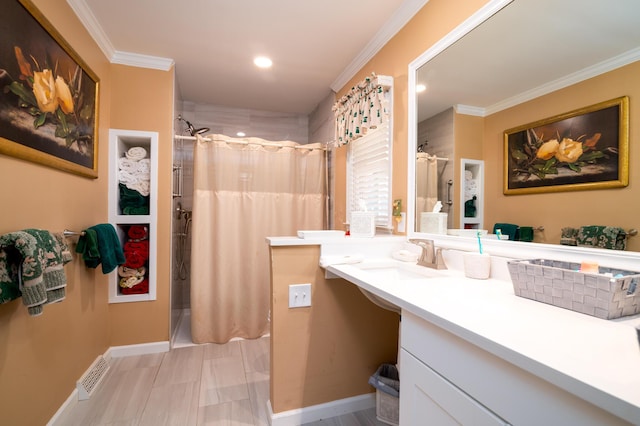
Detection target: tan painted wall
<box><xmin>0</xmin><ymin>0</ymin><xmax>112</xmax><ymax>424</ymax></box>
<box><xmin>0</xmin><ymin>2</ymin><xmax>175</xmax><ymax>423</ymax></box>
<box><xmin>270</xmin><ymin>245</ymin><xmax>399</xmax><ymax>413</ymax></box>
<box><xmin>483</xmin><ymin>62</ymin><xmax>640</xmax><ymax>251</ymax></box>
<box><xmin>107</xmin><ymin>64</ymin><xmax>174</xmax><ymax>345</ymax></box>
<box><xmin>333</xmin><ymin>0</ymin><xmax>491</xmax><ymax>233</ymax></box>
<box><xmin>453</xmin><ymin>113</ymin><xmax>485</xmax><ymax>225</ymax></box>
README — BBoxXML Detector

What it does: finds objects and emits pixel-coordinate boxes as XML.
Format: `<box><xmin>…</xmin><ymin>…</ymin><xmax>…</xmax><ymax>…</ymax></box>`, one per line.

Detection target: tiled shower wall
<box><xmin>417</xmin><ymin>107</ymin><xmax>455</xmax><ymax>228</ymax></box>
<box><xmin>171</xmin><ymin>97</ymin><xmax>334</xmax><ymax>318</ymax></box>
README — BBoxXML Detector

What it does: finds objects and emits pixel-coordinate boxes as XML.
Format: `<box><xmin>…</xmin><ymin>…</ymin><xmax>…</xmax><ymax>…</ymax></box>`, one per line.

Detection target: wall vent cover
<box><xmin>77</xmin><ymin>355</ymin><xmax>110</xmax><ymax>400</ymax></box>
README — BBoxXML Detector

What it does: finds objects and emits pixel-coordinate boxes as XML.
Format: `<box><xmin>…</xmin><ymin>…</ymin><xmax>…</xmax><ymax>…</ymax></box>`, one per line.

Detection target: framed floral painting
<box><xmin>0</xmin><ymin>0</ymin><xmax>99</xmax><ymax>178</ymax></box>
<box><xmin>503</xmin><ymin>96</ymin><xmax>629</xmax><ymax>195</ymax></box>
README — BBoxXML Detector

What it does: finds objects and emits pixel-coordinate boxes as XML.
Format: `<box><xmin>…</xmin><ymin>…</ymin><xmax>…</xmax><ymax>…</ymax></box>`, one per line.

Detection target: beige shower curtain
<box><xmin>416</xmin><ymin>153</ymin><xmax>439</xmax><ymax>231</ymax></box>
<box><xmin>190</xmin><ymin>134</ymin><xmax>326</xmax><ymax>343</ymax></box>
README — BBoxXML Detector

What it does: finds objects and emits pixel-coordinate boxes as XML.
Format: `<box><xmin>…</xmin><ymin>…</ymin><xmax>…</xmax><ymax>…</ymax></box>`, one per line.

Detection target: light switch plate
<box><xmin>289</xmin><ymin>283</ymin><xmax>311</xmax><ymax>308</ymax></box>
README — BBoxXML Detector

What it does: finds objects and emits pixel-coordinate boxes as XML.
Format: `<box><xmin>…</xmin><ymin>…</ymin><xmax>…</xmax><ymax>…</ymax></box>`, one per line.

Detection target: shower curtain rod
<box><xmin>417</xmin><ymin>154</ymin><xmax>449</xmax><ymax>162</ymax></box>
<box><xmin>174</xmin><ymin>134</ymin><xmax>327</xmax><ymax>151</ymax></box>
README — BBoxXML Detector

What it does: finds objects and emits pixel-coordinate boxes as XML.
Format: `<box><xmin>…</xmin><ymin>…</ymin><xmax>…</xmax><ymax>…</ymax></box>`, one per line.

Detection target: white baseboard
<box><xmin>106</xmin><ymin>341</ymin><xmax>170</xmax><ymax>359</ymax></box>
<box><xmin>46</xmin><ymin>389</ymin><xmax>79</xmax><ymax>426</ymax></box>
<box><xmin>48</xmin><ymin>341</ymin><xmax>170</xmax><ymax>425</ymax></box>
<box><xmin>267</xmin><ymin>393</ymin><xmax>376</xmax><ymax>426</ymax></box>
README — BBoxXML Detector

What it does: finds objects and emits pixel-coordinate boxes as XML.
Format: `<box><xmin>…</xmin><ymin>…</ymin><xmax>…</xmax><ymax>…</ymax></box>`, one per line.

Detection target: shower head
<box><xmin>186</xmin><ymin>120</ymin><xmax>210</xmax><ymax>136</ymax></box>
<box><xmin>178</xmin><ymin>115</ymin><xmax>210</xmax><ymax>136</ymax></box>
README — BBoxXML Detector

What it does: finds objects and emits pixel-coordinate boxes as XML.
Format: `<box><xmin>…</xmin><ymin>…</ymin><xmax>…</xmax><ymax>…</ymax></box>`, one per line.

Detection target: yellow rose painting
<box><xmin>0</xmin><ymin>0</ymin><xmax>98</xmax><ymax>178</ymax></box>
<box><xmin>505</xmin><ymin>97</ymin><xmax>628</xmax><ymax>194</ymax></box>
<box><xmin>6</xmin><ymin>46</ymin><xmax>91</xmax><ymax>148</ymax></box>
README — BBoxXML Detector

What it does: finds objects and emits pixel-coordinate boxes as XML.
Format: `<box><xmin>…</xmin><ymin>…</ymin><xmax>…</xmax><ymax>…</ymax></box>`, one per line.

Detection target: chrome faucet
<box><xmin>409</xmin><ymin>239</ymin><xmax>447</xmax><ymax>270</ymax></box>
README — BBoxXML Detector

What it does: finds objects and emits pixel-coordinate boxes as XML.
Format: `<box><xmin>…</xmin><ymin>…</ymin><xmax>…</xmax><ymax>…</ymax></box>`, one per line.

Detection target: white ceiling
<box><xmin>67</xmin><ymin>0</ymin><xmax>427</xmax><ymax>114</ymax></box>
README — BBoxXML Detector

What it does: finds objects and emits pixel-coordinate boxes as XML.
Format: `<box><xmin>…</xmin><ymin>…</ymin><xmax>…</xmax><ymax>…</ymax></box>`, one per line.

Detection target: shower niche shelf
<box><xmin>108</xmin><ymin>129</ymin><xmax>158</xmax><ymax>303</ymax></box>
<box><xmin>460</xmin><ymin>158</ymin><xmax>484</xmax><ymax>230</ymax></box>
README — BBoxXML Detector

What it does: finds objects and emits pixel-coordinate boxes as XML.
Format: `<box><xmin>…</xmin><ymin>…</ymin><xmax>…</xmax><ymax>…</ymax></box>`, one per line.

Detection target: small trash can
<box><xmin>368</xmin><ymin>363</ymin><xmax>400</xmax><ymax>425</ymax></box>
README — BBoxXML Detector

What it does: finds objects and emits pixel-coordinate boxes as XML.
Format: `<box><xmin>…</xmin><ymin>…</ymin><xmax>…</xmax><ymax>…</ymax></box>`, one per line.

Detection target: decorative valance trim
<box><xmin>333</xmin><ymin>73</ymin><xmax>393</xmax><ymax>146</ymax></box>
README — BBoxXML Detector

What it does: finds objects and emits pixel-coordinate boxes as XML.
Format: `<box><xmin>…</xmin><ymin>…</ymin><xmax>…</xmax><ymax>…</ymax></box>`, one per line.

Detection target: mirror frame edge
<box><xmin>405</xmin><ymin>0</ymin><xmax>640</xmax><ymax>267</ymax></box>
<box><xmin>407</xmin><ymin>0</ymin><xmax>513</xmax><ymax>238</ymax></box>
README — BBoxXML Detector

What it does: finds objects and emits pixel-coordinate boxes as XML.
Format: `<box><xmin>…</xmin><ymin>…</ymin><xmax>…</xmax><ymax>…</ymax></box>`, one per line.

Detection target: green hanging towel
<box><xmin>577</xmin><ymin>226</ymin><xmax>626</xmax><ymax>250</ymax></box>
<box><xmin>560</xmin><ymin>227</ymin><xmax>579</xmax><ymax>246</ymax></box>
<box><xmin>518</xmin><ymin>226</ymin><xmax>534</xmax><ymax>242</ymax></box>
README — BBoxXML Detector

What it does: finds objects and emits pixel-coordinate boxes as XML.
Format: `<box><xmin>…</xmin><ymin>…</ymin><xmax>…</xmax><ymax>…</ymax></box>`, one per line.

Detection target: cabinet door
<box><xmin>400</xmin><ymin>349</ymin><xmax>508</xmax><ymax>426</ymax></box>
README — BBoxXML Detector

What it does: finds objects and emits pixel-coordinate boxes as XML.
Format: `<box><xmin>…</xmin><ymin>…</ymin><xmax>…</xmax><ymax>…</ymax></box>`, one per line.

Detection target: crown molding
<box><xmin>66</xmin><ymin>0</ymin><xmax>174</xmax><ymax>71</ymax></box>
<box><xmin>330</xmin><ymin>0</ymin><xmax>430</xmax><ymax>92</ymax></box>
<box><xmin>455</xmin><ymin>104</ymin><xmax>485</xmax><ymax>117</ymax></box>
<box><xmin>485</xmin><ymin>46</ymin><xmax>640</xmax><ymax>116</ymax></box>
<box><xmin>66</xmin><ymin>0</ymin><xmax>115</xmax><ymax>60</ymax></box>
<box><xmin>111</xmin><ymin>51</ymin><xmax>174</xmax><ymax>71</ymax></box>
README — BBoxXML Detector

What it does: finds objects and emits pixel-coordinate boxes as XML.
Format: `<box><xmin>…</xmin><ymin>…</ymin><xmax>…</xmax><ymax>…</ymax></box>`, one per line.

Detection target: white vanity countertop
<box><xmin>326</xmin><ymin>259</ymin><xmax>640</xmax><ymax>424</ymax></box>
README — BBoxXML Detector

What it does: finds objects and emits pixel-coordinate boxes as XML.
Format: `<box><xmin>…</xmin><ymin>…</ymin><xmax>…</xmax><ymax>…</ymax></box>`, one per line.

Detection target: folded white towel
<box><xmin>137</xmin><ymin>158</ymin><xmax>151</xmax><ymax>173</ymax></box>
<box><xmin>118</xmin><ymin>170</ymin><xmax>139</xmax><ymax>185</ymax></box>
<box><xmin>119</xmin><ymin>276</ymin><xmax>144</xmax><ymax>288</ymax></box>
<box><xmin>125</xmin><ymin>146</ymin><xmax>147</xmax><ymax>161</ymax></box>
<box><xmin>319</xmin><ymin>254</ymin><xmax>365</xmax><ymax>268</ymax></box>
<box><xmin>134</xmin><ymin>171</ymin><xmax>150</xmax><ymax>182</ymax></box>
<box><xmin>126</xmin><ymin>180</ymin><xmax>150</xmax><ymax>197</ymax></box>
<box><xmin>118</xmin><ymin>157</ymin><xmax>139</xmax><ymax>173</ymax></box>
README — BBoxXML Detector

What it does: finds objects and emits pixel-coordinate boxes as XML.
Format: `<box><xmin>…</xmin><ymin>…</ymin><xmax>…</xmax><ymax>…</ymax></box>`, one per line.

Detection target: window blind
<box><xmin>347</xmin><ymin>121</ymin><xmax>392</xmax><ymax>229</ymax></box>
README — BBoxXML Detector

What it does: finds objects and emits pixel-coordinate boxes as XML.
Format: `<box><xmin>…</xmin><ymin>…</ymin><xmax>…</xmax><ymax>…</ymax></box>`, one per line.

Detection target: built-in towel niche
<box><xmin>108</xmin><ymin>129</ymin><xmax>158</xmax><ymax>303</ymax></box>
<box><xmin>460</xmin><ymin>158</ymin><xmax>484</xmax><ymax>230</ymax></box>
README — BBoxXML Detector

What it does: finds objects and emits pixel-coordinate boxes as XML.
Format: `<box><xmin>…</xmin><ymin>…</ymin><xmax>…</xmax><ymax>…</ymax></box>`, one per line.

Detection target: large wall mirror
<box><xmin>407</xmin><ymin>0</ymin><xmax>640</xmax><ymax>253</ymax></box>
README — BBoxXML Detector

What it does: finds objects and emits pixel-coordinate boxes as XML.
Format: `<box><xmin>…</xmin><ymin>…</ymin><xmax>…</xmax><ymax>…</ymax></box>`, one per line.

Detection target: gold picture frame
<box><xmin>504</xmin><ymin>96</ymin><xmax>629</xmax><ymax>195</ymax></box>
<box><xmin>0</xmin><ymin>0</ymin><xmax>99</xmax><ymax>179</ymax></box>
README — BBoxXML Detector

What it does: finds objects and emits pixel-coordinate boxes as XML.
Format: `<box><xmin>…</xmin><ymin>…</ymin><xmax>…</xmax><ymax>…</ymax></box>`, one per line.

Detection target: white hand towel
<box><xmin>126</xmin><ymin>180</ymin><xmax>150</xmax><ymax>197</ymax></box>
<box><xmin>125</xmin><ymin>147</ymin><xmax>147</xmax><ymax>161</ymax></box>
<box><xmin>118</xmin><ymin>170</ymin><xmax>139</xmax><ymax>185</ymax></box>
<box><xmin>118</xmin><ymin>157</ymin><xmax>139</xmax><ymax>173</ymax></box>
<box><xmin>137</xmin><ymin>158</ymin><xmax>151</xmax><ymax>173</ymax></box>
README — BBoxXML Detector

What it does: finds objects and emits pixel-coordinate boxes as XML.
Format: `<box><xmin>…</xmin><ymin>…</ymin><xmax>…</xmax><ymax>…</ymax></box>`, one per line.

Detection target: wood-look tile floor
<box><xmin>57</xmin><ymin>325</ymin><xmax>385</xmax><ymax>425</ymax></box>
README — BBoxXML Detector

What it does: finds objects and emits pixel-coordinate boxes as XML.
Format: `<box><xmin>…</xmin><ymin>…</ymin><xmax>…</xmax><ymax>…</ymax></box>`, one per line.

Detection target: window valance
<box><xmin>333</xmin><ymin>74</ymin><xmax>392</xmax><ymax>146</ymax></box>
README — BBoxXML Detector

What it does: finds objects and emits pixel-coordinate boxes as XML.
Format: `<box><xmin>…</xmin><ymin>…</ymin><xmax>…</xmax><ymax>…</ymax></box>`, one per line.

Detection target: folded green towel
<box><xmin>493</xmin><ymin>223</ymin><xmax>519</xmax><ymax>241</ymax></box>
<box><xmin>0</xmin><ymin>232</ymin><xmax>43</xmax><ymax>309</ymax></box>
<box><xmin>577</xmin><ymin>226</ymin><xmax>626</xmax><ymax>250</ymax></box>
<box><xmin>0</xmin><ymin>243</ymin><xmax>23</xmax><ymax>304</ymax></box>
<box><xmin>560</xmin><ymin>227</ymin><xmax>579</xmax><ymax>246</ymax></box>
<box><xmin>0</xmin><ymin>229</ymin><xmax>71</xmax><ymax>315</ymax></box>
<box><xmin>24</xmin><ymin>229</ymin><xmax>69</xmax><ymax>311</ymax></box>
<box><xmin>76</xmin><ymin>229</ymin><xmax>100</xmax><ymax>268</ymax></box>
<box><xmin>518</xmin><ymin>226</ymin><xmax>534</xmax><ymax>242</ymax></box>
<box><xmin>119</xmin><ymin>183</ymin><xmax>150</xmax><ymax>215</ymax></box>
<box><xmin>76</xmin><ymin>224</ymin><xmax>125</xmax><ymax>274</ymax></box>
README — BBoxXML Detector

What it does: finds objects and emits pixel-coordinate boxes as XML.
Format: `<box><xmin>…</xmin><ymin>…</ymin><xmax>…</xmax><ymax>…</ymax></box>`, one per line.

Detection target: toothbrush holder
<box><xmin>463</xmin><ymin>252</ymin><xmax>491</xmax><ymax>280</ymax></box>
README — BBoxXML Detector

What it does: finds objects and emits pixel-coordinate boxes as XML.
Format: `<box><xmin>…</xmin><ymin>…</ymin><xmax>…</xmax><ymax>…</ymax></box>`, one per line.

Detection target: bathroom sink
<box><xmin>349</xmin><ymin>261</ymin><xmax>445</xmax><ymax>313</ymax></box>
<box><xmin>353</xmin><ymin>261</ymin><xmax>445</xmax><ymax>281</ymax></box>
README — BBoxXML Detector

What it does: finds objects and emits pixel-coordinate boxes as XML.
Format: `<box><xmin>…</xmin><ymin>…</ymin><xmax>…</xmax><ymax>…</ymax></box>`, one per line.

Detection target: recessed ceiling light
<box><xmin>236</xmin><ymin>131</ymin><xmax>246</xmax><ymax>137</ymax></box>
<box><xmin>254</xmin><ymin>56</ymin><xmax>272</xmax><ymax>69</ymax></box>
<box><xmin>416</xmin><ymin>84</ymin><xmax>427</xmax><ymax>93</ymax></box>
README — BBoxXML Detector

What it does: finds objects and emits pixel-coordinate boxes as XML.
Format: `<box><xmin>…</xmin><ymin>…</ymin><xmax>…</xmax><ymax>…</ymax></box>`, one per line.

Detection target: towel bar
<box><xmin>63</xmin><ymin>229</ymin><xmax>86</xmax><ymax>237</ymax></box>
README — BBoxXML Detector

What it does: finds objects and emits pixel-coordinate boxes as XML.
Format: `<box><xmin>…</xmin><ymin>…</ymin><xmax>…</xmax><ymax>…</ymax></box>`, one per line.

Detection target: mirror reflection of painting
<box><xmin>505</xmin><ymin>98</ymin><xmax>627</xmax><ymax>193</ymax></box>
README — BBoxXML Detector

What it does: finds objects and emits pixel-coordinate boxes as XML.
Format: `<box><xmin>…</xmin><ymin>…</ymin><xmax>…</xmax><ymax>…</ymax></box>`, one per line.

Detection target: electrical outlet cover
<box><xmin>289</xmin><ymin>283</ymin><xmax>311</xmax><ymax>308</ymax></box>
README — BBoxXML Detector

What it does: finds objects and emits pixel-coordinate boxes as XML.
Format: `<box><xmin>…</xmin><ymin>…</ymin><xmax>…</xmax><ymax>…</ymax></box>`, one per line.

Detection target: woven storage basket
<box><xmin>507</xmin><ymin>259</ymin><xmax>640</xmax><ymax>319</ymax></box>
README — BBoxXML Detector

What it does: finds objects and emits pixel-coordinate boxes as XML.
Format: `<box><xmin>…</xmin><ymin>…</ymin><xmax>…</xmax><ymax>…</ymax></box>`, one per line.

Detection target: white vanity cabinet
<box><xmin>400</xmin><ymin>348</ymin><xmax>508</xmax><ymax>425</ymax></box>
<box><xmin>399</xmin><ymin>311</ymin><xmax>631</xmax><ymax>426</ymax></box>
